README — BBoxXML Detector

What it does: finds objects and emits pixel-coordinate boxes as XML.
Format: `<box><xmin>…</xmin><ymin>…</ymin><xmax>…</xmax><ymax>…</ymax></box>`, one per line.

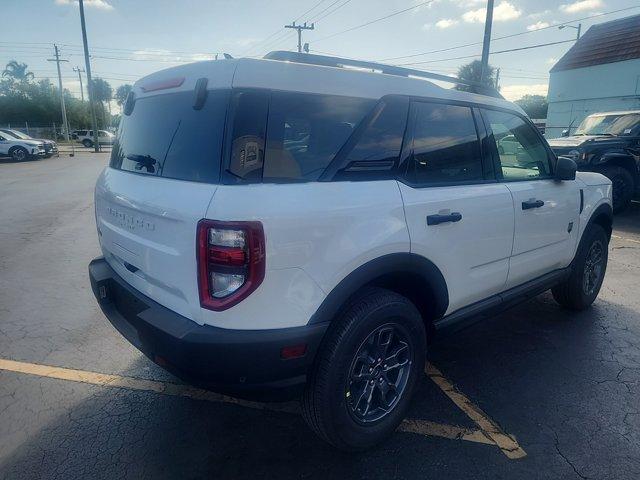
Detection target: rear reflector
<box><xmin>280</xmin><ymin>344</ymin><xmax>307</xmax><ymax>360</ymax></box>
<box><xmin>140</xmin><ymin>76</ymin><xmax>185</xmax><ymax>93</ymax></box>
<box><xmin>197</xmin><ymin>220</ymin><xmax>265</xmax><ymax>311</ymax></box>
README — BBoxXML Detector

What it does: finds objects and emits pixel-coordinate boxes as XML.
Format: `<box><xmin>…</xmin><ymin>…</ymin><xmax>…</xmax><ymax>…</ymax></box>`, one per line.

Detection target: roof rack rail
<box><xmin>263</xmin><ymin>51</ymin><xmax>503</xmax><ymax>99</ymax></box>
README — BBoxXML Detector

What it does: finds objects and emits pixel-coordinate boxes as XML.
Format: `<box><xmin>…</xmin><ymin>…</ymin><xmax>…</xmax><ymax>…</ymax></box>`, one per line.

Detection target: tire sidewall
<box><xmin>11</xmin><ymin>147</ymin><xmax>28</xmax><ymax>162</ymax></box>
<box><xmin>603</xmin><ymin>166</ymin><xmax>634</xmax><ymax>213</ymax></box>
<box><xmin>82</xmin><ymin>139</ymin><xmax>93</xmax><ymax>148</ymax></box>
<box><xmin>321</xmin><ymin>298</ymin><xmax>426</xmax><ymax>450</ymax></box>
<box><xmin>572</xmin><ymin>225</ymin><xmax>609</xmax><ymax>307</ymax></box>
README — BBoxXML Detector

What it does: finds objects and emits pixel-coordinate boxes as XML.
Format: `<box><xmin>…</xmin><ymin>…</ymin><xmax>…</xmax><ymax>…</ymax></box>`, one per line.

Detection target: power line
<box><xmin>295</xmin><ymin>0</ymin><xmax>330</xmax><ymax>22</ymax></box>
<box><xmin>395</xmin><ymin>39</ymin><xmax>577</xmax><ymax>66</ymax></box>
<box><xmin>311</xmin><ymin>0</ymin><xmax>435</xmax><ymax>43</ymax></box>
<box><xmin>311</xmin><ymin>0</ymin><xmax>354</xmax><ymax>23</ymax></box>
<box><xmin>378</xmin><ymin>5</ymin><xmax>640</xmax><ymax>62</ymax></box>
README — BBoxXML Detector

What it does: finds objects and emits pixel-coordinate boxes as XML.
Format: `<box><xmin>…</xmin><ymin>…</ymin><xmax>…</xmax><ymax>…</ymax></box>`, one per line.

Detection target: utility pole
<box><xmin>285</xmin><ymin>21</ymin><xmax>314</xmax><ymax>53</ymax></box>
<box><xmin>479</xmin><ymin>0</ymin><xmax>495</xmax><ymax>85</ymax></box>
<box><xmin>79</xmin><ymin>0</ymin><xmax>100</xmax><ymax>152</ymax></box>
<box><xmin>47</xmin><ymin>45</ymin><xmax>70</xmax><ymax>145</ymax></box>
<box><xmin>495</xmin><ymin>67</ymin><xmax>500</xmax><ymax>90</ymax></box>
<box><xmin>73</xmin><ymin>66</ymin><xmax>85</xmax><ymax>102</ymax></box>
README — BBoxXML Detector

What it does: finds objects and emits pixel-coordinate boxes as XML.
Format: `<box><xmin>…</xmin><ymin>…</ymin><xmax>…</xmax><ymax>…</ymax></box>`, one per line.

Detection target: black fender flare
<box><xmin>584</xmin><ymin>202</ymin><xmax>613</xmax><ymax>240</ymax></box>
<box><xmin>308</xmin><ymin>253</ymin><xmax>449</xmax><ymax>325</ymax></box>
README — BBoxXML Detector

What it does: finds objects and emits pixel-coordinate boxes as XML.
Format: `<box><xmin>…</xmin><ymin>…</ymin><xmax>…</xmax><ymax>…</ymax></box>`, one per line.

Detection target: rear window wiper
<box><xmin>126</xmin><ymin>154</ymin><xmax>159</xmax><ymax>173</ymax></box>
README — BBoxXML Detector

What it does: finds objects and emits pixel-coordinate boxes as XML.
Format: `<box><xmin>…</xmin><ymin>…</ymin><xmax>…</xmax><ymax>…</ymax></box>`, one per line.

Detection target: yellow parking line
<box><xmin>611</xmin><ymin>234</ymin><xmax>640</xmax><ymax>245</ymax></box>
<box><xmin>426</xmin><ymin>363</ymin><xmax>527</xmax><ymax>459</ymax></box>
<box><xmin>0</xmin><ymin>358</ymin><xmax>492</xmax><ymax>448</ymax></box>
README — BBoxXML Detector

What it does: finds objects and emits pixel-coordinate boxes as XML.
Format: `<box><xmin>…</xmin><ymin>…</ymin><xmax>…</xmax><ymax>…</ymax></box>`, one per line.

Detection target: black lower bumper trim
<box><xmin>89</xmin><ymin>257</ymin><xmax>328</xmax><ymax>400</ymax></box>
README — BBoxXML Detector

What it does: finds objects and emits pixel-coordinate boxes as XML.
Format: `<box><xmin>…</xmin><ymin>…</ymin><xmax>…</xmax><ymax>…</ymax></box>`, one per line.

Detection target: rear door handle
<box><xmin>427</xmin><ymin>212</ymin><xmax>463</xmax><ymax>226</ymax></box>
<box><xmin>522</xmin><ymin>199</ymin><xmax>544</xmax><ymax>210</ymax></box>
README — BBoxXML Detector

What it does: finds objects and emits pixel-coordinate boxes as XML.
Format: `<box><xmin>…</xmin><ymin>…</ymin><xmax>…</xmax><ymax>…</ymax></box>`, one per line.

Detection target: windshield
<box><xmin>575</xmin><ymin>113</ymin><xmax>640</xmax><ymax>136</ymax></box>
<box><xmin>2</xmin><ymin>130</ymin><xmax>30</xmax><ymax>140</ymax></box>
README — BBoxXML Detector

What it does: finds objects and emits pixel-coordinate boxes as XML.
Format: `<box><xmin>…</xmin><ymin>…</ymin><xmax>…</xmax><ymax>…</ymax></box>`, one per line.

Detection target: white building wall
<box><xmin>546</xmin><ymin>58</ymin><xmax>640</xmax><ymax>139</ymax></box>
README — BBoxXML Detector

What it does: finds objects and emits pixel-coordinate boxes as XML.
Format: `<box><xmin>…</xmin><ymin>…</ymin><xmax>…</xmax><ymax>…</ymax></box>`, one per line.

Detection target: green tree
<box><xmin>114</xmin><ymin>84</ymin><xmax>133</xmax><ymax>108</ymax></box>
<box><xmin>456</xmin><ymin>60</ymin><xmax>496</xmax><ymax>92</ymax></box>
<box><xmin>0</xmin><ymin>60</ymin><xmax>93</xmax><ymax>129</ymax></box>
<box><xmin>2</xmin><ymin>60</ymin><xmax>34</xmax><ymax>82</ymax></box>
<box><xmin>515</xmin><ymin>94</ymin><xmax>548</xmax><ymax>119</ymax></box>
<box><xmin>91</xmin><ymin>77</ymin><xmax>113</xmax><ymax>128</ymax></box>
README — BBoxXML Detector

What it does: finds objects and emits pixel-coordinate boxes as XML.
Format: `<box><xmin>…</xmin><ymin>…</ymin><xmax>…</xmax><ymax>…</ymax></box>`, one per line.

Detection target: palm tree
<box><xmin>2</xmin><ymin>60</ymin><xmax>34</xmax><ymax>82</ymax></box>
<box><xmin>114</xmin><ymin>84</ymin><xmax>133</xmax><ymax>108</ymax></box>
<box><xmin>456</xmin><ymin>60</ymin><xmax>496</xmax><ymax>93</ymax></box>
<box><xmin>91</xmin><ymin>77</ymin><xmax>113</xmax><ymax>128</ymax></box>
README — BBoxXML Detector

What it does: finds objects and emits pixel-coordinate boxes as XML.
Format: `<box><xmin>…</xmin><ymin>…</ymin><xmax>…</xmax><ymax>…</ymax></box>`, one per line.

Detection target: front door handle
<box><xmin>427</xmin><ymin>212</ymin><xmax>463</xmax><ymax>226</ymax></box>
<box><xmin>522</xmin><ymin>199</ymin><xmax>544</xmax><ymax>210</ymax></box>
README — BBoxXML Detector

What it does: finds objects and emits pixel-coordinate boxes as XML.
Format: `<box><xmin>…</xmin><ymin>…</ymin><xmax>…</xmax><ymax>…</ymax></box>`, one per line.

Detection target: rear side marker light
<box><xmin>197</xmin><ymin>220</ymin><xmax>265</xmax><ymax>311</ymax></box>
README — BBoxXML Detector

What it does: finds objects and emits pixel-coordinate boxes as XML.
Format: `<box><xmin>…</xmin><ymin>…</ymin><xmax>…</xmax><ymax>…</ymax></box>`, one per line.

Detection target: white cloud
<box><xmin>529</xmin><ymin>9</ymin><xmax>551</xmax><ymax>19</ymax></box>
<box><xmin>527</xmin><ymin>21</ymin><xmax>550</xmax><ymax>31</ymax></box>
<box><xmin>501</xmin><ymin>83</ymin><xmax>548</xmax><ymax>101</ymax></box>
<box><xmin>559</xmin><ymin>0</ymin><xmax>603</xmax><ymax>14</ymax></box>
<box><xmin>55</xmin><ymin>0</ymin><xmax>114</xmax><ymax>10</ymax></box>
<box><xmin>436</xmin><ymin>18</ymin><xmax>459</xmax><ymax>29</ymax></box>
<box><xmin>463</xmin><ymin>1</ymin><xmax>522</xmax><ymax>23</ymax></box>
<box><xmin>131</xmin><ymin>49</ymin><xmax>215</xmax><ymax>62</ymax></box>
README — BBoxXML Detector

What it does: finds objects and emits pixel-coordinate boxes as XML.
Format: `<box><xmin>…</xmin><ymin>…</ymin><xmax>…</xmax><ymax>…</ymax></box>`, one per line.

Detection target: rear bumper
<box><xmin>89</xmin><ymin>257</ymin><xmax>328</xmax><ymax>400</ymax></box>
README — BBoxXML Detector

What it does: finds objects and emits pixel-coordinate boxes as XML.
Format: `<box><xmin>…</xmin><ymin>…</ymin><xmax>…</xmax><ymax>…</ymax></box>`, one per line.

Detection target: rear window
<box><xmin>110</xmin><ymin>90</ymin><xmax>229</xmax><ymax>183</ymax></box>
<box><xmin>227</xmin><ymin>90</ymin><xmax>375</xmax><ymax>182</ymax></box>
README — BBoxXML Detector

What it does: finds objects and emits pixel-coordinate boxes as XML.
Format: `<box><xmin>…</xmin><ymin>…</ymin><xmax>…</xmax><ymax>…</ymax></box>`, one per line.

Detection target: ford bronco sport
<box><xmin>89</xmin><ymin>52</ymin><xmax>613</xmax><ymax>451</ymax></box>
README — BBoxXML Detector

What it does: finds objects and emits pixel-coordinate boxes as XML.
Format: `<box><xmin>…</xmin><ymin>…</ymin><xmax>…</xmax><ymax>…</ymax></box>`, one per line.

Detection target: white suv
<box><xmin>0</xmin><ymin>132</ymin><xmax>46</xmax><ymax>161</ymax></box>
<box><xmin>89</xmin><ymin>52</ymin><xmax>613</xmax><ymax>451</ymax></box>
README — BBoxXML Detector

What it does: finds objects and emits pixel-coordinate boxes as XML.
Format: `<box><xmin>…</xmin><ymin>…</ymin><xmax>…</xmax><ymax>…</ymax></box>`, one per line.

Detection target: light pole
<box><xmin>559</xmin><ymin>23</ymin><xmax>582</xmax><ymax>40</ymax></box>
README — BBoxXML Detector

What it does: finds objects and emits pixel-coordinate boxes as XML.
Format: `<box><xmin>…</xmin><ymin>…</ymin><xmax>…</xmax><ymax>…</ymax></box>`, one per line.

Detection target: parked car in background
<box><xmin>76</xmin><ymin>130</ymin><xmax>115</xmax><ymax>148</ymax></box>
<box><xmin>0</xmin><ymin>132</ymin><xmax>46</xmax><ymax>161</ymax></box>
<box><xmin>89</xmin><ymin>52</ymin><xmax>613</xmax><ymax>451</ymax></box>
<box><xmin>548</xmin><ymin>110</ymin><xmax>640</xmax><ymax>212</ymax></box>
<box><xmin>0</xmin><ymin>128</ymin><xmax>58</xmax><ymax>158</ymax></box>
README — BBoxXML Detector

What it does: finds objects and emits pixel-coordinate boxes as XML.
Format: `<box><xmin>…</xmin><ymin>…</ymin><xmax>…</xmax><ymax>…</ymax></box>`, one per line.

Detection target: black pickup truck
<box><xmin>548</xmin><ymin>110</ymin><xmax>640</xmax><ymax>213</ymax></box>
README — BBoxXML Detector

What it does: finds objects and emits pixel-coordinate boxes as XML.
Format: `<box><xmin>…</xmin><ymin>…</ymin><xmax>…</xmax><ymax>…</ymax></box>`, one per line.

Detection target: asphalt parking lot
<box><xmin>1</xmin><ymin>153</ymin><xmax>639</xmax><ymax>480</ymax></box>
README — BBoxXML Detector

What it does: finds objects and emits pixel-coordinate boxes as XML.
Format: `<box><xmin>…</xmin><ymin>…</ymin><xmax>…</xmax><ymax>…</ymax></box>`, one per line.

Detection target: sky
<box><xmin>2</xmin><ymin>0</ymin><xmax>640</xmax><ymax>104</ymax></box>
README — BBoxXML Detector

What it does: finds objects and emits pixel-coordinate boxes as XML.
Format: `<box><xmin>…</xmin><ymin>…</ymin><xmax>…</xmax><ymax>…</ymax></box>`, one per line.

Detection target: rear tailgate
<box><xmin>95</xmin><ymin>171</ymin><xmax>217</xmax><ymax>323</ymax></box>
<box><xmin>95</xmin><ymin>61</ymin><xmax>235</xmax><ymax>323</ymax></box>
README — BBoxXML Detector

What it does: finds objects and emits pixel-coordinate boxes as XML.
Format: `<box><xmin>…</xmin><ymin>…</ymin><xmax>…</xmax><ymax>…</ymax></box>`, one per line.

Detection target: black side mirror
<box><xmin>561</xmin><ymin>129</ymin><xmax>570</xmax><ymax>137</ymax></box>
<box><xmin>556</xmin><ymin>156</ymin><xmax>577</xmax><ymax>181</ymax></box>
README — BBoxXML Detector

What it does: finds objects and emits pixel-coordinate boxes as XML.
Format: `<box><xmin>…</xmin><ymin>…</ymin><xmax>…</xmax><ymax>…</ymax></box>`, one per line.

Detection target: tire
<box><xmin>82</xmin><ymin>139</ymin><xmax>93</xmax><ymax>148</ymax></box>
<box><xmin>599</xmin><ymin>165</ymin><xmax>634</xmax><ymax>213</ymax></box>
<box><xmin>302</xmin><ymin>287</ymin><xmax>426</xmax><ymax>451</ymax></box>
<box><xmin>9</xmin><ymin>146</ymin><xmax>29</xmax><ymax>162</ymax></box>
<box><xmin>552</xmin><ymin>224</ymin><xmax>608</xmax><ymax>311</ymax></box>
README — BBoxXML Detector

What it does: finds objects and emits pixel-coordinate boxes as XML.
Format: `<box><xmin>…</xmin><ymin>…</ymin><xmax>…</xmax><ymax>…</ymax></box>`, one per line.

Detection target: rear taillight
<box><xmin>197</xmin><ymin>220</ymin><xmax>265</xmax><ymax>311</ymax></box>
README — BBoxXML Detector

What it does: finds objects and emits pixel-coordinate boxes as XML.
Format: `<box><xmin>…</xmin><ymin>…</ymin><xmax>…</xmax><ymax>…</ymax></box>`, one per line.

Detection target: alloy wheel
<box><xmin>346</xmin><ymin>323</ymin><xmax>412</xmax><ymax>424</ymax></box>
<box><xmin>583</xmin><ymin>240</ymin><xmax>604</xmax><ymax>296</ymax></box>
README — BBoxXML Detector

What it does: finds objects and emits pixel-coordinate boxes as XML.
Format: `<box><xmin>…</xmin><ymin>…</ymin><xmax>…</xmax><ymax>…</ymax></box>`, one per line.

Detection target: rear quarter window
<box><xmin>226</xmin><ymin>90</ymin><xmax>375</xmax><ymax>183</ymax></box>
<box><xmin>110</xmin><ymin>90</ymin><xmax>229</xmax><ymax>183</ymax></box>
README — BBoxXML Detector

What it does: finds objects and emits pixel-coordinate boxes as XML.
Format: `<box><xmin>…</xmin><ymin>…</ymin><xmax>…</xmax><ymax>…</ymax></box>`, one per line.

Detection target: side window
<box><xmin>227</xmin><ymin>90</ymin><xmax>269</xmax><ymax>182</ymax></box>
<box><xmin>406</xmin><ymin>102</ymin><xmax>483</xmax><ymax>185</ymax></box>
<box><xmin>263</xmin><ymin>92</ymin><xmax>374</xmax><ymax>182</ymax></box>
<box><xmin>334</xmin><ymin>97</ymin><xmax>409</xmax><ymax>180</ymax></box>
<box><xmin>483</xmin><ymin>109</ymin><xmax>553</xmax><ymax>181</ymax></box>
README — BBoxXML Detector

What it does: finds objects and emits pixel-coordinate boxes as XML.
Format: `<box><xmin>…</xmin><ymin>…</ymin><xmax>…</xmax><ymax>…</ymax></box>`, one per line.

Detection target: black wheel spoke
<box><xmin>346</xmin><ymin>323</ymin><xmax>413</xmax><ymax>424</ymax></box>
<box><xmin>383</xmin><ymin>342</ymin><xmax>409</xmax><ymax>372</ymax></box>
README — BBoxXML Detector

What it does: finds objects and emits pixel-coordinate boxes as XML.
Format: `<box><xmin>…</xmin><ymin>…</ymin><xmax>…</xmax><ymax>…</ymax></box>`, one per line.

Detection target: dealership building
<box><xmin>545</xmin><ymin>14</ymin><xmax>640</xmax><ymax>139</ymax></box>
